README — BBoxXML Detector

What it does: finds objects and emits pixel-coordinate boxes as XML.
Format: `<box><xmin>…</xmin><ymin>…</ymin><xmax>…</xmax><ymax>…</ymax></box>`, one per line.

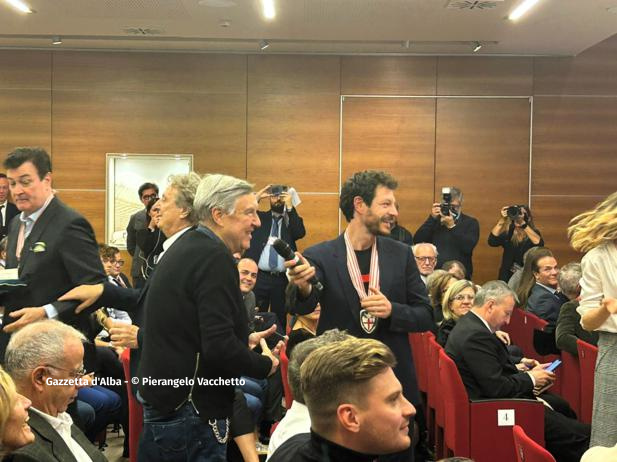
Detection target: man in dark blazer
<box><xmin>526</xmin><ymin>254</ymin><xmax>568</xmax><ymax>326</ymax></box>
<box><xmin>0</xmin><ymin>147</ymin><xmax>106</xmax><ymax>359</ymax></box>
<box><xmin>286</xmin><ymin>170</ymin><xmax>433</xmax><ymax>462</ymax></box>
<box><xmin>0</xmin><ymin>172</ymin><xmax>19</xmax><ymax>240</ymax></box>
<box><xmin>244</xmin><ymin>184</ymin><xmax>305</xmax><ymax>330</ymax></box>
<box><xmin>445</xmin><ymin>280</ymin><xmax>590</xmax><ymax>462</ymax></box>
<box><xmin>125</xmin><ymin>182</ymin><xmax>158</xmax><ymax>288</ymax></box>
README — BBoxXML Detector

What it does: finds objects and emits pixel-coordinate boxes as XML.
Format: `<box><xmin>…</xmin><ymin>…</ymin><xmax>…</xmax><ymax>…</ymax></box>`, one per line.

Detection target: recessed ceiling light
<box><xmin>508</xmin><ymin>0</ymin><xmax>540</xmax><ymax>21</ymax></box>
<box><xmin>473</xmin><ymin>41</ymin><xmax>482</xmax><ymax>52</ymax></box>
<box><xmin>197</xmin><ymin>0</ymin><xmax>236</xmax><ymax>7</ymax></box>
<box><xmin>607</xmin><ymin>6</ymin><xmax>617</xmax><ymax>14</ymax></box>
<box><xmin>4</xmin><ymin>0</ymin><xmax>33</xmax><ymax>13</ymax></box>
<box><xmin>219</xmin><ymin>19</ymin><xmax>231</xmax><ymax>27</ymax></box>
<box><xmin>259</xmin><ymin>40</ymin><xmax>270</xmax><ymax>51</ymax></box>
<box><xmin>52</xmin><ymin>36</ymin><xmax>62</xmax><ymax>45</ymax></box>
<box><xmin>262</xmin><ymin>0</ymin><xmax>275</xmax><ymax>19</ymax></box>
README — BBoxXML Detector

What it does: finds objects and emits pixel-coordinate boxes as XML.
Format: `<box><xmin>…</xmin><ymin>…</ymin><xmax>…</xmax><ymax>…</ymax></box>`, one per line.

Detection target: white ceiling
<box><xmin>0</xmin><ymin>0</ymin><xmax>616</xmax><ymax>55</ymax></box>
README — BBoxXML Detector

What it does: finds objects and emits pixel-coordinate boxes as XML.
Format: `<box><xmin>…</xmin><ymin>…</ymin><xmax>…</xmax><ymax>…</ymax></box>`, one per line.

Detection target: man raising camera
<box><xmin>245</xmin><ymin>184</ymin><xmax>306</xmax><ymax>331</ymax></box>
<box><xmin>414</xmin><ymin>186</ymin><xmax>480</xmax><ymax>278</ymax></box>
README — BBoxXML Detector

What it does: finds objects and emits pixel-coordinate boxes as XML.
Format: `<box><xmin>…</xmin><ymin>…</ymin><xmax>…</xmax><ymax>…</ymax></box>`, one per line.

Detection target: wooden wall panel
<box><xmin>341</xmin><ymin>56</ymin><xmax>436</xmax><ymax>95</ymax></box>
<box><xmin>530</xmin><ymin>196</ymin><xmax>605</xmax><ymax>265</ymax></box>
<box><xmin>534</xmin><ymin>34</ymin><xmax>617</xmax><ymax>96</ymax></box>
<box><xmin>438</xmin><ymin>57</ymin><xmax>533</xmax><ymax>96</ymax></box>
<box><xmin>532</xmin><ymin>96</ymin><xmax>617</xmax><ymax>197</ymax></box>
<box><xmin>342</xmin><ymin>97</ymin><xmax>436</xmax><ymax>234</ymax></box>
<box><xmin>56</xmin><ymin>190</ymin><xmax>106</xmax><ymax>241</ymax></box>
<box><xmin>0</xmin><ymin>51</ymin><xmax>51</xmax><ymax>90</ymax></box>
<box><xmin>246</xmin><ymin>56</ymin><xmax>340</xmax><ymax>192</ymax></box>
<box><xmin>294</xmin><ymin>194</ymin><xmax>341</xmax><ymax>251</ymax></box>
<box><xmin>435</xmin><ymin>98</ymin><xmax>531</xmax><ymax>283</ymax></box>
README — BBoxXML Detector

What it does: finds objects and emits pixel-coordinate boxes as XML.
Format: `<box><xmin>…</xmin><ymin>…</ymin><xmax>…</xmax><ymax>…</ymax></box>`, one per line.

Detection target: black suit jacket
<box><xmin>288</xmin><ymin>234</ymin><xmax>433</xmax><ymax>403</ymax></box>
<box><xmin>527</xmin><ymin>283</ymin><xmax>568</xmax><ymax>326</ymax></box>
<box><xmin>0</xmin><ymin>197</ymin><xmax>106</xmax><ymax>358</ymax></box>
<box><xmin>445</xmin><ymin>311</ymin><xmax>534</xmax><ymax>400</ymax></box>
<box><xmin>244</xmin><ymin>208</ymin><xmax>305</xmax><ymax>263</ymax></box>
<box><xmin>0</xmin><ymin>201</ymin><xmax>18</xmax><ymax>240</ymax></box>
<box><xmin>7</xmin><ymin>410</ymin><xmax>107</xmax><ymax>462</ymax></box>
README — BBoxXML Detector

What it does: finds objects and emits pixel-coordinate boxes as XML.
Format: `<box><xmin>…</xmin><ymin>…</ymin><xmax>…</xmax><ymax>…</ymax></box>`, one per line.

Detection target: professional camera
<box><xmin>440</xmin><ymin>187</ymin><xmax>452</xmax><ymax>216</ymax></box>
<box><xmin>269</xmin><ymin>184</ymin><xmax>289</xmax><ymax>196</ymax></box>
<box><xmin>507</xmin><ymin>205</ymin><xmax>522</xmax><ymax>219</ymax></box>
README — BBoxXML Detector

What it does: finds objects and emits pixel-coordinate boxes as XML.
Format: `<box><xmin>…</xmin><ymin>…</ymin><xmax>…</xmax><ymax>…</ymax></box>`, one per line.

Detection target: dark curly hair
<box><xmin>339</xmin><ymin>170</ymin><xmax>398</xmax><ymax>222</ymax></box>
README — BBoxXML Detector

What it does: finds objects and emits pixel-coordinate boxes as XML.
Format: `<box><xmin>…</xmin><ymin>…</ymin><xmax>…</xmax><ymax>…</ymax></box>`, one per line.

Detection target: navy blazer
<box><xmin>527</xmin><ymin>283</ymin><xmax>568</xmax><ymax>326</ymax></box>
<box><xmin>244</xmin><ymin>208</ymin><xmax>305</xmax><ymax>263</ymax></box>
<box><xmin>288</xmin><ymin>234</ymin><xmax>433</xmax><ymax>404</ymax></box>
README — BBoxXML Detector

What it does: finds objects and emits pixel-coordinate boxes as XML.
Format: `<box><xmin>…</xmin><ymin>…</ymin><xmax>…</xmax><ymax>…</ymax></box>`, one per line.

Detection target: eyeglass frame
<box><xmin>43</xmin><ymin>364</ymin><xmax>86</xmax><ymax>379</ymax></box>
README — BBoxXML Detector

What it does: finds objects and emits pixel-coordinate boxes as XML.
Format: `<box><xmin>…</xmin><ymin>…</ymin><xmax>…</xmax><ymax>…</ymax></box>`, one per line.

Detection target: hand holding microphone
<box><xmin>273</xmin><ymin>238</ymin><xmax>323</xmax><ymax>296</ymax></box>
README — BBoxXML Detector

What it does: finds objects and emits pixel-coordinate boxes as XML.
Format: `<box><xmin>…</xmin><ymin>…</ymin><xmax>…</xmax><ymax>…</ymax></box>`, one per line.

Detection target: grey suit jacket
<box><xmin>126</xmin><ymin>209</ymin><xmax>147</xmax><ymax>278</ymax></box>
<box><xmin>7</xmin><ymin>410</ymin><xmax>107</xmax><ymax>462</ymax></box>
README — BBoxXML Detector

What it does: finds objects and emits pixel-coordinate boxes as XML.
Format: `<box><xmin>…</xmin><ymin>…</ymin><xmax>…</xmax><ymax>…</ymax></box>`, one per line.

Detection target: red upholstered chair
<box><xmin>409</xmin><ymin>332</ymin><xmax>428</xmax><ymax>395</ymax></box>
<box><xmin>512</xmin><ymin>425</ymin><xmax>556</xmax><ymax>462</ymax></box>
<box><xmin>503</xmin><ymin>307</ymin><xmax>527</xmax><ymax>352</ymax></box>
<box><xmin>279</xmin><ymin>342</ymin><xmax>293</xmax><ymax>409</ymax></box>
<box><xmin>120</xmin><ymin>348</ymin><xmax>143</xmax><ymax>462</ymax></box>
<box><xmin>576</xmin><ymin>339</ymin><xmax>598</xmax><ymax>424</ymax></box>
<box><xmin>425</xmin><ymin>333</ymin><xmax>444</xmax><ymax>458</ymax></box>
<box><xmin>559</xmin><ymin>350</ymin><xmax>581</xmax><ymax>417</ymax></box>
<box><xmin>438</xmin><ymin>349</ymin><xmax>545</xmax><ymax>462</ymax></box>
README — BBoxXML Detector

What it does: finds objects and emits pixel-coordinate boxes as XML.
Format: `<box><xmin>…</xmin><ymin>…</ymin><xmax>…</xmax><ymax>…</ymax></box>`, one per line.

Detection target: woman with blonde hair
<box><xmin>0</xmin><ymin>366</ymin><xmax>34</xmax><ymax>457</ymax></box>
<box><xmin>436</xmin><ymin>279</ymin><xmax>477</xmax><ymax>346</ymax></box>
<box><xmin>569</xmin><ymin>191</ymin><xmax>617</xmax><ymax>447</ymax></box>
<box><xmin>426</xmin><ymin>270</ymin><xmax>456</xmax><ymax>324</ymax></box>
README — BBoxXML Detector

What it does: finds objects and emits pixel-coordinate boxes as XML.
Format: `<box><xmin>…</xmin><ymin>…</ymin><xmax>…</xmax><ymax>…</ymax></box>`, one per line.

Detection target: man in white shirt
<box><xmin>267</xmin><ymin>329</ymin><xmax>351</xmax><ymax>460</ymax></box>
<box><xmin>0</xmin><ymin>172</ymin><xmax>18</xmax><ymax>240</ymax></box>
<box><xmin>412</xmin><ymin>242</ymin><xmax>438</xmax><ymax>285</ymax></box>
<box><xmin>4</xmin><ymin>319</ymin><xmax>107</xmax><ymax>462</ymax></box>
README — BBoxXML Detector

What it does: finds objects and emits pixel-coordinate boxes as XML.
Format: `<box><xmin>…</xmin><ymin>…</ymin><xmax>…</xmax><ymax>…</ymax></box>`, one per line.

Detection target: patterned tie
<box><xmin>15</xmin><ymin>220</ymin><xmax>26</xmax><ymax>261</ymax></box>
<box><xmin>115</xmin><ymin>276</ymin><xmax>127</xmax><ymax>288</ymax></box>
<box><xmin>268</xmin><ymin>216</ymin><xmax>281</xmax><ymax>271</ymax></box>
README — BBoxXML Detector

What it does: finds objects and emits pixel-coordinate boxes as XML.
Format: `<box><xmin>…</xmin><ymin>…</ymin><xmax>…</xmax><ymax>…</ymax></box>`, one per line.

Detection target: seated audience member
<box><xmin>508</xmin><ymin>246</ymin><xmax>547</xmax><ymax>291</ymax></box>
<box><xmin>488</xmin><ymin>205</ymin><xmax>543</xmax><ymax>282</ymax></box>
<box><xmin>387</xmin><ymin>204</ymin><xmax>413</xmax><ymax>245</ymax></box>
<box><xmin>267</xmin><ymin>329</ymin><xmax>351</xmax><ymax>460</ymax></box>
<box><xmin>239</xmin><ymin>257</ymin><xmax>260</xmax><ymax>332</ymax></box>
<box><xmin>516</xmin><ymin>247</ymin><xmax>568</xmax><ymax>326</ymax></box>
<box><xmin>581</xmin><ymin>443</ymin><xmax>617</xmax><ymax>462</ymax></box>
<box><xmin>436</xmin><ymin>280</ymin><xmax>477</xmax><ymax>347</ymax></box>
<box><xmin>555</xmin><ymin>262</ymin><xmax>599</xmax><ymax>356</ymax></box>
<box><xmin>286</xmin><ymin>305</ymin><xmax>321</xmax><ymax>357</ymax></box>
<box><xmin>445</xmin><ymin>281</ymin><xmax>590</xmax><ymax>462</ymax></box>
<box><xmin>135</xmin><ymin>197</ymin><xmax>165</xmax><ymax>280</ymax></box>
<box><xmin>269</xmin><ymin>337</ymin><xmax>416</xmax><ymax>461</ymax></box>
<box><xmin>0</xmin><ymin>237</ymin><xmax>7</xmax><ymax>269</ymax></box>
<box><xmin>3</xmin><ymin>320</ymin><xmax>107</xmax><ymax>461</ymax></box>
<box><xmin>97</xmin><ymin>244</ymin><xmax>132</xmax><ymax>332</ymax></box>
<box><xmin>412</xmin><ymin>243</ymin><xmax>438</xmax><ymax>285</ymax></box>
<box><xmin>442</xmin><ymin>260</ymin><xmax>466</xmax><ymax>280</ymax></box>
<box><xmin>0</xmin><ymin>366</ymin><xmax>34</xmax><ymax>458</ymax></box>
<box><xmin>426</xmin><ymin>270</ymin><xmax>456</xmax><ymax>324</ymax></box>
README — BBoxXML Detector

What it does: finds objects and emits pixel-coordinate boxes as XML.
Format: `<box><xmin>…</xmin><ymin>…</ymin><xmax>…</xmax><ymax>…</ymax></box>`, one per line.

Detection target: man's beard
<box><xmin>271</xmin><ymin>202</ymin><xmax>285</xmax><ymax>213</ymax></box>
<box><xmin>366</xmin><ymin>213</ymin><xmax>392</xmax><ymax>236</ymax></box>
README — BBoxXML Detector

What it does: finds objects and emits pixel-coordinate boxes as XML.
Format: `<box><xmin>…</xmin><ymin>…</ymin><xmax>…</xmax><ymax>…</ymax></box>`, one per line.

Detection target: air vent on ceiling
<box><xmin>123</xmin><ymin>27</ymin><xmax>164</xmax><ymax>35</ymax></box>
<box><xmin>446</xmin><ymin>0</ymin><xmax>504</xmax><ymax>10</ymax></box>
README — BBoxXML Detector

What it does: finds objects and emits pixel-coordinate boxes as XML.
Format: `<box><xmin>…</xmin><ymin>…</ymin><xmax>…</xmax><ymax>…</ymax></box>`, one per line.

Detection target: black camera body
<box><xmin>269</xmin><ymin>184</ymin><xmax>289</xmax><ymax>196</ymax></box>
<box><xmin>440</xmin><ymin>187</ymin><xmax>452</xmax><ymax>216</ymax></box>
<box><xmin>507</xmin><ymin>205</ymin><xmax>522</xmax><ymax>219</ymax></box>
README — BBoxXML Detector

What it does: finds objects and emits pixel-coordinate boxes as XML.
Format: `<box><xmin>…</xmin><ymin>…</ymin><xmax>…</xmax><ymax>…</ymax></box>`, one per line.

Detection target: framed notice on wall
<box><xmin>105</xmin><ymin>153</ymin><xmax>193</xmax><ymax>248</ymax></box>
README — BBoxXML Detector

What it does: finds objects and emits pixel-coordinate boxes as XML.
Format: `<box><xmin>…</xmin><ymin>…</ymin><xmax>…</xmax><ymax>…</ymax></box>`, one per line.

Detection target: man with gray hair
<box><xmin>4</xmin><ymin>319</ymin><xmax>106</xmax><ymax>461</ymax></box>
<box><xmin>266</xmin><ymin>329</ymin><xmax>352</xmax><ymax>459</ymax></box>
<box><xmin>414</xmin><ymin>186</ymin><xmax>479</xmax><ymax>278</ymax></box>
<box><xmin>446</xmin><ymin>280</ymin><xmax>590</xmax><ymax>462</ymax></box>
<box><xmin>555</xmin><ymin>262</ymin><xmax>598</xmax><ymax>356</ymax></box>
<box><xmin>412</xmin><ymin>242</ymin><xmax>438</xmax><ymax>285</ymax></box>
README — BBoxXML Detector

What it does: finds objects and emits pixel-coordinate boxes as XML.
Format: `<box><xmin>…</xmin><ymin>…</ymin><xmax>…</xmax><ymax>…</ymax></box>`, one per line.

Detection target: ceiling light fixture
<box><xmin>262</xmin><ymin>0</ymin><xmax>275</xmax><ymax>20</ymax></box>
<box><xmin>259</xmin><ymin>40</ymin><xmax>269</xmax><ymax>51</ymax></box>
<box><xmin>51</xmin><ymin>36</ymin><xmax>62</xmax><ymax>45</ymax></box>
<box><xmin>473</xmin><ymin>41</ymin><xmax>482</xmax><ymax>52</ymax></box>
<box><xmin>402</xmin><ymin>40</ymin><xmax>411</xmax><ymax>49</ymax></box>
<box><xmin>508</xmin><ymin>0</ymin><xmax>540</xmax><ymax>21</ymax></box>
<box><xmin>4</xmin><ymin>0</ymin><xmax>33</xmax><ymax>13</ymax></box>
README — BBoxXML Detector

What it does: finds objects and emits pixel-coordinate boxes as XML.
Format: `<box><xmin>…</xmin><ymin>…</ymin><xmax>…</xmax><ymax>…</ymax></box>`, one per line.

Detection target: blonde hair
<box><xmin>441</xmin><ymin>280</ymin><xmax>477</xmax><ymax>322</ymax></box>
<box><xmin>568</xmin><ymin>191</ymin><xmax>617</xmax><ymax>253</ymax></box>
<box><xmin>300</xmin><ymin>337</ymin><xmax>396</xmax><ymax>434</ymax></box>
<box><xmin>427</xmin><ymin>270</ymin><xmax>455</xmax><ymax>310</ymax></box>
<box><xmin>0</xmin><ymin>366</ymin><xmax>17</xmax><ymax>456</ymax></box>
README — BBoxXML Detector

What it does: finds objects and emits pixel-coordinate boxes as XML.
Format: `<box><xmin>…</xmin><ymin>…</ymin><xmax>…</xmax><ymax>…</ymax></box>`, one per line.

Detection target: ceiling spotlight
<box><xmin>4</xmin><ymin>0</ymin><xmax>33</xmax><ymax>13</ymax></box>
<box><xmin>402</xmin><ymin>40</ymin><xmax>411</xmax><ymax>49</ymax></box>
<box><xmin>52</xmin><ymin>36</ymin><xmax>62</xmax><ymax>45</ymax></box>
<box><xmin>259</xmin><ymin>40</ymin><xmax>269</xmax><ymax>51</ymax></box>
<box><xmin>473</xmin><ymin>41</ymin><xmax>482</xmax><ymax>52</ymax></box>
<box><xmin>261</xmin><ymin>0</ymin><xmax>275</xmax><ymax>19</ymax></box>
<box><xmin>508</xmin><ymin>0</ymin><xmax>540</xmax><ymax>21</ymax></box>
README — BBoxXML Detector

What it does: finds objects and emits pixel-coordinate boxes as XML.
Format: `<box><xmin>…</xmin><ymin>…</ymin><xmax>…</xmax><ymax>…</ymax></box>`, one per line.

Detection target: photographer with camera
<box><xmin>414</xmin><ymin>186</ymin><xmax>480</xmax><ymax>278</ymax></box>
<box><xmin>244</xmin><ymin>184</ymin><xmax>306</xmax><ymax>331</ymax></box>
<box><xmin>489</xmin><ymin>205</ymin><xmax>543</xmax><ymax>282</ymax></box>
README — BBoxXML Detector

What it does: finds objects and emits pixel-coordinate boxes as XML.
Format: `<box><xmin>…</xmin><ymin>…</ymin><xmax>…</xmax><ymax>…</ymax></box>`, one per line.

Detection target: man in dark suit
<box><xmin>4</xmin><ymin>320</ymin><xmax>107</xmax><ymax>462</ymax></box>
<box><xmin>286</xmin><ymin>170</ymin><xmax>433</xmax><ymax>461</ymax></box>
<box><xmin>244</xmin><ymin>184</ymin><xmax>305</xmax><ymax>331</ymax></box>
<box><xmin>126</xmin><ymin>182</ymin><xmax>158</xmax><ymax>288</ymax></box>
<box><xmin>526</xmin><ymin>253</ymin><xmax>568</xmax><ymax>325</ymax></box>
<box><xmin>0</xmin><ymin>147</ymin><xmax>106</xmax><ymax>359</ymax></box>
<box><xmin>0</xmin><ymin>172</ymin><xmax>19</xmax><ymax>240</ymax></box>
<box><xmin>414</xmin><ymin>187</ymin><xmax>479</xmax><ymax>278</ymax></box>
<box><xmin>445</xmin><ymin>280</ymin><xmax>590</xmax><ymax>462</ymax></box>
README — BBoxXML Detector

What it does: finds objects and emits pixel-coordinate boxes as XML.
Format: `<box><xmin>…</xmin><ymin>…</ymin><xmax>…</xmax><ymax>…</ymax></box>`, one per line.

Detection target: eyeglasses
<box><xmin>415</xmin><ymin>256</ymin><xmax>436</xmax><ymax>264</ymax></box>
<box><xmin>111</xmin><ymin>260</ymin><xmax>125</xmax><ymax>267</ymax></box>
<box><xmin>453</xmin><ymin>294</ymin><xmax>475</xmax><ymax>302</ymax></box>
<box><xmin>142</xmin><ymin>194</ymin><xmax>158</xmax><ymax>201</ymax></box>
<box><xmin>44</xmin><ymin>364</ymin><xmax>86</xmax><ymax>379</ymax></box>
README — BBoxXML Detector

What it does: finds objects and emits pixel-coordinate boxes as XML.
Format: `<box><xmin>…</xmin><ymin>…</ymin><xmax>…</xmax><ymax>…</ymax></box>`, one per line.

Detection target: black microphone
<box><xmin>272</xmin><ymin>238</ymin><xmax>323</xmax><ymax>291</ymax></box>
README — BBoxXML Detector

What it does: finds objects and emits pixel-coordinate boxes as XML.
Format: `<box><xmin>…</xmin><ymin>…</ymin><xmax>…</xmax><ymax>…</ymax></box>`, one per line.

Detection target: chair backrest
<box><xmin>559</xmin><ymin>350</ymin><xmax>580</xmax><ymax>417</ymax></box>
<box><xmin>504</xmin><ymin>307</ymin><xmax>527</xmax><ymax>349</ymax></box>
<box><xmin>439</xmin><ymin>348</ymin><xmax>471</xmax><ymax>456</ymax></box>
<box><xmin>120</xmin><ymin>348</ymin><xmax>143</xmax><ymax>462</ymax></box>
<box><xmin>512</xmin><ymin>425</ymin><xmax>556</xmax><ymax>462</ymax></box>
<box><xmin>409</xmin><ymin>332</ymin><xmax>428</xmax><ymax>393</ymax></box>
<box><xmin>576</xmin><ymin>339</ymin><xmax>598</xmax><ymax>424</ymax></box>
<box><xmin>280</xmin><ymin>342</ymin><xmax>293</xmax><ymax>409</ymax></box>
<box><xmin>426</xmin><ymin>334</ymin><xmax>443</xmax><ymax>424</ymax></box>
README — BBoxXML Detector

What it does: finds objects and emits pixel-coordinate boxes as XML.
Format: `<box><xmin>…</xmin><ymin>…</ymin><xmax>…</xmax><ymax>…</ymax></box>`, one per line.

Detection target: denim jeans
<box><xmin>138</xmin><ymin>401</ymin><xmax>228</xmax><ymax>462</ymax></box>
